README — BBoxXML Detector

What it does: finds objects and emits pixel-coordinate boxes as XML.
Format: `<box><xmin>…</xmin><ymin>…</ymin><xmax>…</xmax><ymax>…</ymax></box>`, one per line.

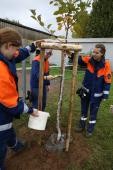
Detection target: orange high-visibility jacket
<box><xmin>30</xmin><ymin>54</ymin><xmax>50</xmax><ymax>89</ymax></box>
<box><xmin>0</xmin><ymin>61</ymin><xmax>18</xmax><ymax>108</ymax></box>
<box><xmin>78</xmin><ymin>55</ymin><xmax>112</xmax><ymax>100</ymax></box>
<box><xmin>33</xmin><ymin>55</ymin><xmax>49</xmax><ymax>73</ymax></box>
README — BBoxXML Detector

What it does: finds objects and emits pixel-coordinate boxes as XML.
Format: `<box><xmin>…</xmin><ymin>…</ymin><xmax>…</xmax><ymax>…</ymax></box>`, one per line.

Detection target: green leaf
<box><xmin>54</xmin><ymin>3</ymin><xmax>58</xmax><ymax>6</ymax></box>
<box><xmin>50</xmin><ymin>30</ymin><xmax>55</xmax><ymax>34</ymax></box>
<box><xmin>30</xmin><ymin>9</ymin><xmax>36</xmax><ymax>16</ymax></box>
<box><xmin>40</xmin><ymin>22</ymin><xmax>44</xmax><ymax>27</ymax></box>
<box><xmin>58</xmin><ymin>23</ymin><xmax>62</xmax><ymax>30</ymax></box>
<box><xmin>37</xmin><ymin>15</ymin><xmax>42</xmax><ymax>22</ymax></box>
<box><xmin>47</xmin><ymin>24</ymin><xmax>52</xmax><ymax>29</ymax></box>
<box><xmin>54</xmin><ymin>10</ymin><xmax>60</xmax><ymax>15</ymax></box>
<box><xmin>56</xmin><ymin>17</ymin><xmax>63</xmax><ymax>22</ymax></box>
<box><xmin>49</xmin><ymin>1</ymin><xmax>53</xmax><ymax>4</ymax></box>
<box><xmin>31</xmin><ymin>15</ymin><xmax>36</xmax><ymax>20</ymax></box>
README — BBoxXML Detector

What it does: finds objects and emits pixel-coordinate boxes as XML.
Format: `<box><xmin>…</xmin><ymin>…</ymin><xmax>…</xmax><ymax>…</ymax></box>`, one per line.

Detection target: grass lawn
<box><xmin>49</xmin><ymin>68</ymin><xmax>113</xmax><ymax>170</ymax></box>
<box><xmin>14</xmin><ymin>68</ymin><xmax>113</xmax><ymax>170</ymax></box>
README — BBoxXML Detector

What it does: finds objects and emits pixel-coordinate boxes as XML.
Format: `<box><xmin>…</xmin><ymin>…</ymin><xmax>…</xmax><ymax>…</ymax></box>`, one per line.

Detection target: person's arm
<box><xmin>0</xmin><ymin>64</ymin><xmax>36</xmax><ymax>117</ymax></box>
<box><xmin>78</xmin><ymin>55</ymin><xmax>90</xmax><ymax>66</ymax></box>
<box><xmin>15</xmin><ymin>43</ymin><xmax>36</xmax><ymax>63</ymax></box>
<box><xmin>44</xmin><ymin>72</ymin><xmax>50</xmax><ymax>85</ymax></box>
<box><xmin>31</xmin><ymin>61</ymin><xmax>40</xmax><ymax>79</ymax></box>
<box><xmin>0</xmin><ymin>99</ymin><xmax>33</xmax><ymax>116</ymax></box>
<box><xmin>103</xmin><ymin>61</ymin><xmax>112</xmax><ymax>99</ymax></box>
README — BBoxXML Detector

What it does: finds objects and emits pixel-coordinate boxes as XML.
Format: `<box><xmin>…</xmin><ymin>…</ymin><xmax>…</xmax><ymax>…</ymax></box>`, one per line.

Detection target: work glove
<box><xmin>29</xmin><ymin>43</ymin><xmax>36</xmax><ymax>53</ymax></box>
<box><xmin>26</xmin><ymin>43</ymin><xmax>36</xmax><ymax>53</ymax></box>
<box><xmin>31</xmin><ymin>108</ymin><xmax>39</xmax><ymax>117</ymax></box>
<box><xmin>23</xmin><ymin>103</ymin><xmax>33</xmax><ymax>114</ymax></box>
<box><xmin>46</xmin><ymin>75</ymin><xmax>54</xmax><ymax>80</ymax></box>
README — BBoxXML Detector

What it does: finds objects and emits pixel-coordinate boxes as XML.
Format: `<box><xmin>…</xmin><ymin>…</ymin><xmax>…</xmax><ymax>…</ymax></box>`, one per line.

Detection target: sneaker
<box><xmin>12</xmin><ymin>140</ymin><xmax>27</xmax><ymax>153</ymax></box>
<box><xmin>85</xmin><ymin>131</ymin><xmax>92</xmax><ymax>138</ymax></box>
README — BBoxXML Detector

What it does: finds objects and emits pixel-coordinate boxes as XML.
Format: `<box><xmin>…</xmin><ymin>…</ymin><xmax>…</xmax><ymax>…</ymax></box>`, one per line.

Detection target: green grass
<box><xmin>15</xmin><ymin>69</ymin><xmax>113</xmax><ymax>170</ymax></box>
<box><xmin>47</xmin><ymin>69</ymin><xmax>113</xmax><ymax>170</ymax></box>
<box><xmin>46</xmin><ymin>69</ymin><xmax>113</xmax><ymax>170</ymax></box>
<box><xmin>16</xmin><ymin>58</ymin><xmax>31</xmax><ymax>68</ymax></box>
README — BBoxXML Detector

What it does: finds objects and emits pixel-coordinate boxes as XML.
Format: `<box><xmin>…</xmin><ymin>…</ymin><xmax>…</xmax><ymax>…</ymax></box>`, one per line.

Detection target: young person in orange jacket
<box><xmin>0</xmin><ymin>27</ymin><xmax>39</xmax><ymax>170</ymax></box>
<box><xmin>30</xmin><ymin>49</ymin><xmax>54</xmax><ymax>111</ymax></box>
<box><xmin>75</xmin><ymin>44</ymin><xmax>112</xmax><ymax>137</ymax></box>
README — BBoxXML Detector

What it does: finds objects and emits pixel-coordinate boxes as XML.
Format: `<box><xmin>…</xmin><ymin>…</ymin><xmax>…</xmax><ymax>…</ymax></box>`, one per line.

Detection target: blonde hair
<box><xmin>0</xmin><ymin>27</ymin><xmax>22</xmax><ymax>47</ymax></box>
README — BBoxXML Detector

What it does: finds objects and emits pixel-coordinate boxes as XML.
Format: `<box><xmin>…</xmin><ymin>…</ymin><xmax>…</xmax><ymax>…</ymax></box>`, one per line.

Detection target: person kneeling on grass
<box><xmin>75</xmin><ymin>43</ymin><xmax>112</xmax><ymax>137</ymax></box>
<box><xmin>0</xmin><ymin>27</ymin><xmax>39</xmax><ymax>170</ymax></box>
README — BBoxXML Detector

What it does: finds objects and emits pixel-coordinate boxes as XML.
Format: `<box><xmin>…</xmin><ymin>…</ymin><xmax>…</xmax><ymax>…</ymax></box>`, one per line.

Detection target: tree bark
<box><xmin>38</xmin><ymin>49</ymin><xmax>45</xmax><ymax>110</ymax></box>
<box><xmin>65</xmin><ymin>51</ymin><xmax>79</xmax><ymax>152</ymax></box>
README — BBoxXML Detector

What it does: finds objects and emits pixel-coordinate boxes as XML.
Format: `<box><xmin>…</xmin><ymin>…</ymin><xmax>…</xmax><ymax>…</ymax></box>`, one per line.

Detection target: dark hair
<box><xmin>36</xmin><ymin>49</ymin><xmax>40</xmax><ymax>55</ymax></box>
<box><xmin>46</xmin><ymin>50</ymin><xmax>52</xmax><ymax>55</ymax></box>
<box><xmin>95</xmin><ymin>43</ymin><xmax>106</xmax><ymax>56</ymax></box>
<box><xmin>0</xmin><ymin>27</ymin><xmax>22</xmax><ymax>47</ymax></box>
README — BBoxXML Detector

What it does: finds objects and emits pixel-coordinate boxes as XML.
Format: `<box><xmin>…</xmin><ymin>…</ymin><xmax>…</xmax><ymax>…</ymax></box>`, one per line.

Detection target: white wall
<box><xmin>49</xmin><ymin>38</ymin><xmax>113</xmax><ymax>71</ymax></box>
<box><xmin>49</xmin><ymin>50</ymin><xmax>69</xmax><ymax>66</ymax></box>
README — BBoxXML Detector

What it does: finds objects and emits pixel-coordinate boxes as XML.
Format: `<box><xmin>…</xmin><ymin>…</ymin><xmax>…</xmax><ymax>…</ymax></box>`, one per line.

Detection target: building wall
<box><xmin>0</xmin><ymin>18</ymin><xmax>51</xmax><ymax>41</ymax></box>
<box><xmin>49</xmin><ymin>38</ymin><xmax>113</xmax><ymax>71</ymax></box>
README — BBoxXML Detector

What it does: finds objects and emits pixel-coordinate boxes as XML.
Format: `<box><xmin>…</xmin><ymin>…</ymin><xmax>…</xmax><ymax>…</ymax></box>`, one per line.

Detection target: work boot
<box><xmin>12</xmin><ymin>140</ymin><xmax>27</xmax><ymax>153</ymax></box>
<box><xmin>75</xmin><ymin>122</ymin><xmax>85</xmax><ymax>132</ymax></box>
<box><xmin>85</xmin><ymin>131</ymin><xmax>92</xmax><ymax>138</ymax></box>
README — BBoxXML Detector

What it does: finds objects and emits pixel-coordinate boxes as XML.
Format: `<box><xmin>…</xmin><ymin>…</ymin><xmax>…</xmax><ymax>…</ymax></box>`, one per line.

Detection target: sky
<box><xmin>0</xmin><ymin>0</ymin><xmax>92</xmax><ymax>37</ymax></box>
<box><xmin>0</xmin><ymin>0</ymin><xmax>60</xmax><ymax>34</ymax></box>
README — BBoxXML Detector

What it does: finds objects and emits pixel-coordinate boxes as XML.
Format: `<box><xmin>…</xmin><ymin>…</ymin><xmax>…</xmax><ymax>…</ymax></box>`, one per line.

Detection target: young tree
<box><xmin>30</xmin><ymin>0</ymin><xmax>91</xmax><ymax>40</ymax></box>
<box><xmin>50</xmin><ymin>0</ymin><xmax>91</xmax><ymax>40</ymax></box>
<box><xmin>30</xmin><ymin>0</ymin><xmax>91</xmax><ymax>143</ymax></box>
<box><xmin>87</xmin><ymin>0</ymin><xmax>113</xmax><ymax>37</ymax></box>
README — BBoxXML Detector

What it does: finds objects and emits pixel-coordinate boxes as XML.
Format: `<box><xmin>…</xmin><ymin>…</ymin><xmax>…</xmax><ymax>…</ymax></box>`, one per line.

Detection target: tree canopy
<box><xmin>87</xmin><ymin>0</ymin><xmax>113</xmax><ymax>37</ymax></box>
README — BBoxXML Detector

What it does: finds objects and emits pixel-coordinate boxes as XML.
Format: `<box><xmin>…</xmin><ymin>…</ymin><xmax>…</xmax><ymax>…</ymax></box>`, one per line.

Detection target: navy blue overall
<box><xmin>0</xmin><ymin>48</ymin><xmax>33</xmax><ymax>169</ymax></box>
<box><xmin>78</xmin><ymin>56</ymin><xmax>111</xmax><ymax>133</ymax></box>
<box><xmin>30</xmin><ymin>55</ymin><xmax>50</xmax><ymax>111</ymax></box>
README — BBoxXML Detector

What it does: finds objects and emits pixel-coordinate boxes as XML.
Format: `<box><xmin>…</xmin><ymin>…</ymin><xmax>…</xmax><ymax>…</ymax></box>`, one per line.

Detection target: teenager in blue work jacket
<box><xmin>75</xmin><ymin>43</ymin><xmax>112</xmax><ymax>137</ymax></box>
<box><xmin>30</xmin><ymin>49</ymin><xmax>54</xmax><ymax>111</ymax></box>
<box><xmin>0</xmin><ymin>27</ymin><xmax>39</xmax><ymax>170</ymax></box>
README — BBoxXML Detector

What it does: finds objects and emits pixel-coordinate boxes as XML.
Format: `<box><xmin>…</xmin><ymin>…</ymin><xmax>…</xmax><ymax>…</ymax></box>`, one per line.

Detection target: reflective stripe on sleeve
<box><xmin>0</xmin><ymin>122</ymin><xmax>12</xmax><ymax>131</ymax></box>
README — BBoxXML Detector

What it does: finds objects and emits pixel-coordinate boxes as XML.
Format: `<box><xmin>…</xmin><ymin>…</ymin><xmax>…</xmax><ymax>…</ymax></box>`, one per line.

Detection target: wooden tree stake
<box><xmin>65</xmin><ymin>51</ymin><xmax>79</xmax><ymax>151</ymax></box>
<box><xmin>38</xmin><ymin>49</ymin><xmax>45</xmax><ymax>110</ymax></box>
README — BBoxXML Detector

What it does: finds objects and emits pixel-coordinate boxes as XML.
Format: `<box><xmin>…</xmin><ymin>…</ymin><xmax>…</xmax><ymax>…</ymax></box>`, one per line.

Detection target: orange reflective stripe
<box><xmin>82</xmin><ymin>56</ymin><xmax>90</xmax><ymax>64</ymax></box>
<box><xmin>33</xmin><ymin>55</ymin><xmax>49</xmax><ymax>73</ymax></box>
<box><xmin>33</xmin><ymin>55</ymin><xmax>40</xmax><ymax>61</ymax></box>
<box><xmin>97</xmin><ymin>68</ymin><xmax>105</xmax><ymax>77</ymax></box>
<box><xmin>0</xmin><ymin>61</ymin><xmax>18</xmax><ymax>108</ymax></box>
<box><xmin>104</xmin><ymin>60</ymin><xmax>112</xmax><ymax>83</ymax></box>
<box><xmin>97</xmin><ymin>60</ymin><xmax>112</xmax><ymax>83</ymax></box>
<box><xmin>44</xmin><ymin>60</ymin><xmax>49</xmax><ymax>73</ymax></box>
<box><xmin>87</xmin><ymin>63</ymin><xmax>94</xmax><ymax>73</ymax></box>
<box><xmin>82</xmin><ymin>56</ymin><xmax>94</xmax><ymax>73</ymax></box>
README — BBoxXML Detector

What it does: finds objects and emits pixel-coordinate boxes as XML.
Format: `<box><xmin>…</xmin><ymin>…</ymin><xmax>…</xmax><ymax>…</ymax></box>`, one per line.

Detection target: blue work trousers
<box><xmin>0</xmin><ymin>128</ymin><xmax>16</xmax><ymax>170</ymax></box>
<box><xmin>80</xmin><ymin>97</ymin><xmax>101</xmax><ymax>133</ymax></box>
<box><xmin>31</xmin><ymin>87</ymin><xmax>47</xmax><ymax>111</ymax></box>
